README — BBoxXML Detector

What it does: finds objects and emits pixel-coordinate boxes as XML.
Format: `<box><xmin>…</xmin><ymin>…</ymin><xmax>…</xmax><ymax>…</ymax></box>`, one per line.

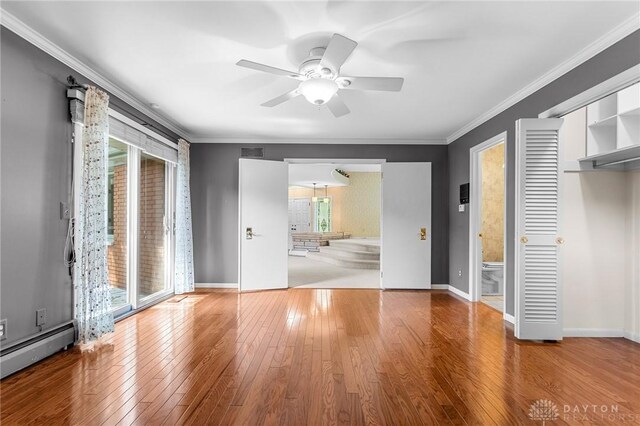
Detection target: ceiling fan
<box><xmin>236</xmin><ymin>34</ymin><xmax>404</xmax><ymax>118</ymax></box>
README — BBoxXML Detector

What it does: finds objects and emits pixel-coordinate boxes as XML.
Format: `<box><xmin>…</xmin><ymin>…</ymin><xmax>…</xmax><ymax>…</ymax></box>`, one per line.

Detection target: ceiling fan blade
<box><xmin>319</xmin><ymin>34</ymin><xmax>358</xmax><ymax>71</ymax></box>
<box><xmin>338</xmin><ymin>76</ymin><xmax>404</xmax><ymax>91</ymax></box>
<box><xmin>326</xmin><ymin>95</ymin><xmax>350</xmax><ymax>118</ymax></box>
<box><xmin>261</xmin><ymin>89</ymin><xmax>300</xmax><ymax>107</ymax></box>
<box><xmin>236</xmin><ymin>60</ymin><xmax>304</xmax><ymax>81</ymax></box>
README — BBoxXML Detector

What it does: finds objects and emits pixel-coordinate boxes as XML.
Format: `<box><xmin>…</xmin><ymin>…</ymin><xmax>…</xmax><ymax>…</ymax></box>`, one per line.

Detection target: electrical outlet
<box><xmin>0</xmin><ymin>319</ymin><xmax>7</xmax><ymax>340</ymax></box>
<box><xmin>36</xmin><ymin>309</ymin><xmax>46</xmax><ymax>326</ymax></box>
<box><xmin>458</xmin><ymin>269</ymin><xmax>462</xmax><ymax>277</ymax></box>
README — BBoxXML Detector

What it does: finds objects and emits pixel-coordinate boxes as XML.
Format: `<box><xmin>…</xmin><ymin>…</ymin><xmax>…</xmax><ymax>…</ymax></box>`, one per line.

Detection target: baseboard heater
<box><xmin>0</xmin><ymin>320</ymin><xmax>76</xmax><ymax>379</ymax></box>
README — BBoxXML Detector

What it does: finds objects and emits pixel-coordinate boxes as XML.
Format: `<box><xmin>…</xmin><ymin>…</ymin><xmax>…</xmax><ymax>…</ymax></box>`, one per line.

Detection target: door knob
<box><xmin>520</xmin><ymin>236</ymin><xmax>528</xmax><ymax>244</ymax></box>
<box><xmin>420</xmin><ymin>227</ymin><xmax>427</xmax><ymax>240</ymax></box>
<box><xmin>478</xmin><ymin>233</ymin><xmax>483</xmax><ymax>238</ymax></box>
<box><xmin>246</xmin><ymin>227</ymin><xmax>253</xmax><ymax>240</ymax></box>
<box><xmin>556</xmin><ymin>237</ymin><xmax>565</xmax><ymax>244</ymax></box>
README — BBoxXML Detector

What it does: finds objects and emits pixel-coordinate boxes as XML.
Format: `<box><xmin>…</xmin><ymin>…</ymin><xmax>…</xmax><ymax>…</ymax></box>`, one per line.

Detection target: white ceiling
<box><xmin>289</xmin><ymin>162</ymin><xmax>381</xmax><ymax>187</ymax></box>
<box><xmin>2</xmin><ymin>1</ymin><xmax>638</xmax><ymax>143</ymax></box>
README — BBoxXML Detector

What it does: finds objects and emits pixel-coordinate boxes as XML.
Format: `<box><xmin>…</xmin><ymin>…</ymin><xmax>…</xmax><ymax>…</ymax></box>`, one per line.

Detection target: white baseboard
<box><xmin>447</xmin><ymin>285</ymin><xmax>471</xmax><ymax>301</ymax></box>
<box><xmin>503</xmin><ymin>313</ymin><xmax>515</xmax><ymax>324</ymax></box>
<box><xmin>196</xmin><ymin>283</ymin><xmax>238</xmax><ymax>289</ymax></box>
<box><xmin>563</xmin><ymin>328</ymin><xmax>624</xmax><ymax>338</ymax></box>
<box><xmin>624</xmin><ymin>330</ymin><xmax>640</xmax><ymax>344</ymax></box>
<box><xmin>432</xmin><ymin>284</ymin><xmax>471</xmax><ymax>301</ymax></box>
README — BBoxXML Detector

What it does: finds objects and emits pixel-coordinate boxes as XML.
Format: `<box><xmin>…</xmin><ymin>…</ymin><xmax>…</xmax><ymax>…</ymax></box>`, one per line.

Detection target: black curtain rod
<box><xmin>67</xmin><ymin>75</ymin><xmax>88</xmax><ymax>90</ymax></box>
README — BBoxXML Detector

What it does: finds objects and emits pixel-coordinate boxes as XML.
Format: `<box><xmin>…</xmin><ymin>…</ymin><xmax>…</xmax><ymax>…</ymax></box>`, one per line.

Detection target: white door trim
<box><xmin>164</xmin><ymin>162</ymin><xmax>177</xmax><ymax>294</ymax></box>
<box><xmin>469</xmin><ymin>132</ymin><xmax>508</xmax><ymax>317</ymax></box>
<box><xmin>127</xmin><ymin>145</ymin><xmax>141</xmax><ymax>309</ymax></box>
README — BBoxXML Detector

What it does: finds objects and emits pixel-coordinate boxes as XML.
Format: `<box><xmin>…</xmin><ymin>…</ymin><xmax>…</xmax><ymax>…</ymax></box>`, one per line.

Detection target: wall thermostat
<box><xmin>460</xmin><ymin>183</ymin><xmax>469</xmax><ymax>204</ymax></box>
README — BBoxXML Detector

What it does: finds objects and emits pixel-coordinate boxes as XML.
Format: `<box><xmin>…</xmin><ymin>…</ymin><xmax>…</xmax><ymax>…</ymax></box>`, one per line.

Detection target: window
<box><xmin>105</xmin><ymin>126</ymin><xmax>177</xmax><ymax>314</ymax></box>
<box><xmin>106</xmin><ymin>138</ymin><xmax>129</xmax><ymax>310</ymax></box>
<box><xmin>314</xmin><ymin>197</ymin><xmax>332</xmax><ymax>232</ymax></box>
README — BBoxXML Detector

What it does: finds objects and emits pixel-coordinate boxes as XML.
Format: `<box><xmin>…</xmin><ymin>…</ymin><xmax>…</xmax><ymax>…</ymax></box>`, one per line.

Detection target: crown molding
<box><xmin>539</xmin><ymin>64</ymin><xmax>640</xmax><ymax>119</ymax></box>
<box><xmin>0</xmin><ymin>8</ymin><xmax>190</xmax><ymax>139</ymax></box>
<box><xmin>446</xmin><ymin>12</ymin><xmax>640</xmax><ymax>144</ymax></box>
<box><xmin>189</xmin><ymin>137</ymin><xmax>447</xmax><ymax>145</ymax></box>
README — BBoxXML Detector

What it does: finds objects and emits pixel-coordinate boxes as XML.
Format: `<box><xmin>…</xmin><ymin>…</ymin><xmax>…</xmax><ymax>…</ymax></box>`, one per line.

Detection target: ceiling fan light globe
<box><xmin>299</xmin><ymin>78</ymin><xmax>339</xmax><ymax>106</ymax></box>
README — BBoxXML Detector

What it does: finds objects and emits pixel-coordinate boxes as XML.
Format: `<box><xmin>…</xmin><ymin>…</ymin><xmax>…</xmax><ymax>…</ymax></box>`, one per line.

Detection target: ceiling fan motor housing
<box><xmin>299</xmin><ymin>47</ymin><xmax>336</xmax><ymax>79</ymax></box>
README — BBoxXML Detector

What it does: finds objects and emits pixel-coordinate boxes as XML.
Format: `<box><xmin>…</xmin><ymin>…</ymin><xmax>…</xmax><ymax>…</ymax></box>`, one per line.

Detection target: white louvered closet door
<box><xmin>515</xmin><ymin>118</ymin><xmax>564</xmax><ymax>341</ymax></box>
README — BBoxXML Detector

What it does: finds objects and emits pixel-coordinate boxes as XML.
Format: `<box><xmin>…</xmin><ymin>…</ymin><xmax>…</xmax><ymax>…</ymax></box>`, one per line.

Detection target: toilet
<box><xmin>482</xmin><ymin>262</ymin><xmax>504</xmax><ymax>295</ymax></box>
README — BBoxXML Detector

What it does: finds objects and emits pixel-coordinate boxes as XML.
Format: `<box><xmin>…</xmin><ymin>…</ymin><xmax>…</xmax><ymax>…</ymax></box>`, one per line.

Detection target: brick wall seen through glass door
<box><xmin>107</xmin><ymin>138</ymin><xmax>128</xmax><ymax>309</ymax></box>
<box><xmin>139</xmin><ymin>154</ymin><xmax>167</xmax><ymax>299</ymax></box>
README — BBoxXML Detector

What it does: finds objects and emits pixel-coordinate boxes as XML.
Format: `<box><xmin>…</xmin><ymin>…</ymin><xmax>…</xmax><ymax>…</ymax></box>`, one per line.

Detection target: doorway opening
<box><xmin>287</xmin><ymin>162</ymin><xmax>382</xmax><ymax>288</ymax></box>
<box><xmin>238</xmin><ymin>158</ymin><xmax>432</xmax><ymax>292</ymax></box>
<box><xmin>470</xmin><ymin>133</ymin><xmax>507</xmax><ymax>313</ymax></box>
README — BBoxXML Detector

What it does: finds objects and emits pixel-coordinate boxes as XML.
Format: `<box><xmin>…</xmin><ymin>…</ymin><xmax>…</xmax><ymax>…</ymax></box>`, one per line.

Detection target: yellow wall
<box><xmin>288</xmin><ymin>172</ymin><xmax>381</xmax><ymax>237</ymax></box>
<box><xmin>481</xmin><ymin>143</ymin><xmax>505</xmax><ymax>262</ymax></box>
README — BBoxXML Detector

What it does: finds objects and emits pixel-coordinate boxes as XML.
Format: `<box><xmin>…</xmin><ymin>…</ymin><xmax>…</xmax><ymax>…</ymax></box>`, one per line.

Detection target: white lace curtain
<box><xmin>74</xmin><ymin>87</ymin><xmax>114</xmax><ymax>344</ymax></box>
<box><xmin>175</xmin><ymin>139</ymin><xmax>195</xmax><ymax>294</ymax></box>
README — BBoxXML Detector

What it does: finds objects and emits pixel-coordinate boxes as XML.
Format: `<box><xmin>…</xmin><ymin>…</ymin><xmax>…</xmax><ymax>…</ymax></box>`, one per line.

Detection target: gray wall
<box><xmin>191</xmin><ymin>144</ymin><xmax>449</xmax><ymax>284</ymax></box>
<box><xmin>3</xmin><ymin>22</ymin><xmax>637</xmax><ymax>345</ymax></box>
<box><xmin>0</xmin><ymin>27</ymin><xmax>180</xmax><ymax>348</ymax></box>
<box><xmin>448</xmin><ymin>30</ymin><xmax>640</xmax><ymax>316</ymax></box>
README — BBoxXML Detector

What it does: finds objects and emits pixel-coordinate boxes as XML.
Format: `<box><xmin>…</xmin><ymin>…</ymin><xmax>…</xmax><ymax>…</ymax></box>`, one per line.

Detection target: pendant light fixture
<box><xmin>311</xmin><ymin>183</ymin><xmax>318</xmax><ymax>202</ymax></box>
<box><xmin>323</xmin><ymin>185</ymin><xmax>329</xmax><ymax>203</ymax></box>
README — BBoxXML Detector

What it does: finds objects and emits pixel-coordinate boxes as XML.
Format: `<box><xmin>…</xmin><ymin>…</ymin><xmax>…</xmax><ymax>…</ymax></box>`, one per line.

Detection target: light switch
<box><xmin>458</xmin><ymin>204</ymin><xmax>465</xmax><ymax>212</ymax></box>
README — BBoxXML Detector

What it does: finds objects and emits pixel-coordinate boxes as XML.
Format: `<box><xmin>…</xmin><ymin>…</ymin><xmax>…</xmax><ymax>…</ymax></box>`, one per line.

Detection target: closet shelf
<box><xmin>579</xmin><ymin>144</ymin><xmax>640</xmax><ymax>168</ymax></box>
<box><xmin>587</xmin><ymin>115</ymin><xmax>617</xmax><ymax>128</ymax></box>
<box><xmin>618</xmin><ymin>106</ymin><xmax>640</xmax><ymax>117</ymax></box>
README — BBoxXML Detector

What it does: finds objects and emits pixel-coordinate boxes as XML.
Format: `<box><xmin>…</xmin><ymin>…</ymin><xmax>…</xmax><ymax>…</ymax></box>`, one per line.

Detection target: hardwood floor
<box><xmin>1</xmin><ymin>289</ymin><xmax>639</xmax><ymax>425</ymax></box>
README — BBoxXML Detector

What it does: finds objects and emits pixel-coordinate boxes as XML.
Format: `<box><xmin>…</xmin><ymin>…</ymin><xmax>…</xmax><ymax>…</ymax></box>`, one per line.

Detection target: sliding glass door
<box><xmin>105</xmin><ymin>137</ymin><xmax>176</xmax><ymax>315</ymax></box>
<box><xmin>107</xmin><ymin>138</ymin><xmax>130</xmax><ymax>315</ymax></box>
<box><xmin>138</xmin><ymin>154</ymin><xmax>172</xmax><ymax>301</ymax></box>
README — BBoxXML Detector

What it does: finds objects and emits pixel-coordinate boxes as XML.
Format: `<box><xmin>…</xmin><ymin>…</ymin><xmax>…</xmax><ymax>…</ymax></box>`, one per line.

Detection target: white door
<box><xmin>288</xmin><ymin>198</ymin><xmax>310</xmax><ymax>250</ymax></box>
<box><xmin>239</xmin><ymin>159</ymin><xmax>289</xmax><ymax>291</ymax></box>
<box><xmin>515</xmin><ymin>118</ymin><xmax>564</xmax><ymax>340</ymax></box>
<box><xmin>381</xmin><ymin>162</ymin><xmax>432</xmax><ymax>289</ymax></box>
